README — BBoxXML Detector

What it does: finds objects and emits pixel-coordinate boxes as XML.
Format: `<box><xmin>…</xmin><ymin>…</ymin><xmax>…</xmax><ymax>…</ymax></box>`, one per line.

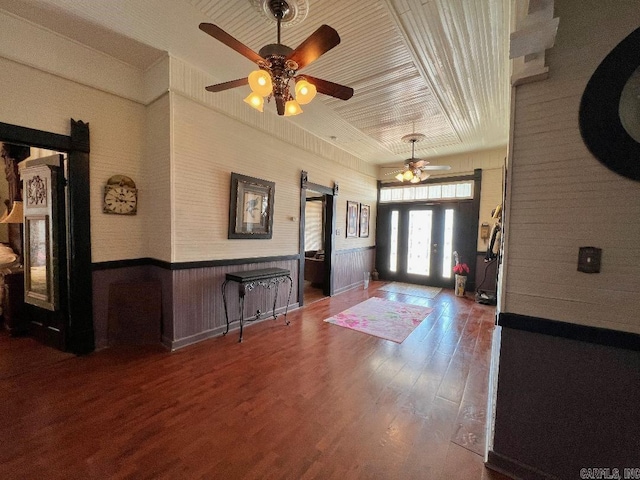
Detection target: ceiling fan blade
<box><xmin>205</xmin><ymin>78</ymin><xmax>249</xmax><ymax>92</ymax></box>
<box><xmin>199</xmin><ymin>23</ymin><xmax>265</xmax><ymax>64</ymax></box>
<box><xmin>275</xmin><ymin>96</ymin><xmax>285</xmax><ymax>116</ymax></box>
<box><xmin>287</xmin><ymin>25</ymin><xmax>340</xmax><ymax>70</ymax></box>
<box><xmin>420</xmin><ymin>165</ymin><xmax>452</xmax><ymax>171</ymax></box>
<box><xmin>302</xmin><ymin>75</ymin><xmax>354</xmax><ymax>100</ymax></box>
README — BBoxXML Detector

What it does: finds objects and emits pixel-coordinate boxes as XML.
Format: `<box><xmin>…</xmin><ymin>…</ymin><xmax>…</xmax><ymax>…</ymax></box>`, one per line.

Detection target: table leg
<box><xmin>283</xmin><ymin>275</ymin><xmax>293</xmax><ymax>325</ymax></box>
<box><xmin>271</xmin><ymin>282</ymin><xmax>279</xmax><ymax>320</ymax></box>
<box><xmin>222</xmin><ymin>280</ymin><xmax>230</xmax><ymax>335</ymax></box>
<box><xmin>238</xmin><ymin>283</ymin><xmax>246</xmax><ymax>343</ymax></box>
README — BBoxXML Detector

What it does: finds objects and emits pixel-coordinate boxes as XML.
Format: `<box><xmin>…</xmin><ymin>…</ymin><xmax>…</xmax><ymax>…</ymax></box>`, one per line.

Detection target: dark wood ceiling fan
<box><xmin>199</xmin><ymin>0</ymin><xmax>353</xmax><ymax>116</ymax></box>
<box><xmin>382</xmin><ymin>134</ymin><xmax>452</xmax><ymax>183</ymax></box>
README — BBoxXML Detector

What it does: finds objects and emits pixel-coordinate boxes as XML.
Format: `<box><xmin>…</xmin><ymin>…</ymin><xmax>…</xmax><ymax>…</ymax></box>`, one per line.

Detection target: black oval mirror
<box><xmin>579</xmin><ymin>26</ymin><xmax>640</xmax><ymax>181</ymax></box>
<box><xmin>619</xmin><ymin>65</ymin><xmax>640</xmax><ymax>144</ymax></box>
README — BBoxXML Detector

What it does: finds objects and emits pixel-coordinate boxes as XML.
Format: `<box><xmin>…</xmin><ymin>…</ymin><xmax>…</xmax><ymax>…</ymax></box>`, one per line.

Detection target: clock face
<box><xmin>104</xmin><ymin>185</ymin><xmax>137</xmax><ymax>215</ymax></box>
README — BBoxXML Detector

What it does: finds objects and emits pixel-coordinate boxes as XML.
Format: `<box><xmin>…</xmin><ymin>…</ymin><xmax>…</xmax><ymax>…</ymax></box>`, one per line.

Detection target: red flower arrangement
<box><xmin>452</xmin><ymin>251</ymin><xmax>469</xmax><ymax>276</ymax></box>
<box><xmin>453</xmin><ymin>263</ymin><xmax>470</xmax><ymax>276</ymax></box>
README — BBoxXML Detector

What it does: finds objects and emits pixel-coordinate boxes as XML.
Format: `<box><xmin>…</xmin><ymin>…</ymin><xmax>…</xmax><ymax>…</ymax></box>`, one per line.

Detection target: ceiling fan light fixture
<box><xmin>244</xmin><ymin>92</ymin><xmax>265</xmax><ymax>112</ymax></box>
<box><xmin>403</xmin><ymin>170</ymin><xmax>414</xmax><ymax>181</ymax></box>
<box><xmin>248</xmin><ymin>69</ymin><xmax>273</xmax><ymax>96</ymax></box>
<box><xmin>295</xmin><ymin>79</ymin><xmax>316</xmax><ymax>104</ymax></box>
<box><xmin>410</xmin><ymin>176</ymin><xmax>420</xmax><ymax>184</ymax></box>
<box><xmin>284</xmin><ymin>99</ymin><xmax>303</xmax><ymax>116</ymax></box>
<box><xmin>395</xmin><ymin>173</ymin><xmax>404</xmax><ymax>182</ymax></box>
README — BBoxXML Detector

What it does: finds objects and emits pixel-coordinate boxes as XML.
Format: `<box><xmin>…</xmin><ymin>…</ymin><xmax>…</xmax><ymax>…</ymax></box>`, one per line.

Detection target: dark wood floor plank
<box><xmin>0</xmin><ymin>283</ymin><xmax>501</xmax><ymax>479</ymax></box>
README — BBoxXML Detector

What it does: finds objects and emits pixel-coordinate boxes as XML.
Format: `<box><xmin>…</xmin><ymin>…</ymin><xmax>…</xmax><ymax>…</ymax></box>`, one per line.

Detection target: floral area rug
<box><xmin>323</xmin><ymin>297</ymin><xmax>433</xmax><ymax>343</ymax></box>
<box><xmin>378</xmin><ymin>282</ymin><xmax>442</xmax><ymax>299</ymax></box>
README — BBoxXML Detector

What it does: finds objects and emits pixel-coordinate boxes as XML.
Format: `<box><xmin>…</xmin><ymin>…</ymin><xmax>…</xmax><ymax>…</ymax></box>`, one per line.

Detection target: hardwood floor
<box><xmin>0</xmin><ymin>282</ymin><xmax>509</xmax><ymax>480</ymax></box>
<box><xmin>303</xmin><ymin>280</ymin><xmax>326</xmax><ymax>305</ymax></box>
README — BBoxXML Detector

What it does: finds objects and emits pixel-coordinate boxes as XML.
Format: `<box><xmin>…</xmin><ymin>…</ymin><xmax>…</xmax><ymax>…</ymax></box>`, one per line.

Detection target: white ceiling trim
<box><xmin>510</xmin><ymin>0</ymin><xmax>559</xmax><ymax>86</ymax></box>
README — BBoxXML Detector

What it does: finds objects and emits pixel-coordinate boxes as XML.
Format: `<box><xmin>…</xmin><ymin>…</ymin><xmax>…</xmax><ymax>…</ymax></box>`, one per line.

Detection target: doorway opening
<box><xmin>303</xmin><ymin>190</ymin><xmax>327</xmax><ymax>304</ymax></box>
<box><xmin>299</xmin><ymin>171</ymin><xmax>337</xmax><ymax>307</ymax></box>
<box><xmin>0</xmin><ymin>120</ymin><xmax>93</xmax><ymax>354</ymax></box>
<box><xmin>376</xmin><ymin>171</ymin><xmax>481</xmax><ymax>290</ymax></box>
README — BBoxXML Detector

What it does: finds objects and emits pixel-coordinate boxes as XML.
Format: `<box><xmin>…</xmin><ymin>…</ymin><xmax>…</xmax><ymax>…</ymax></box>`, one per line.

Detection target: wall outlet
<box><xmin>578</xmin><ymin>247</ymin><xmax>602</xmax><ymax>273</ymax></box>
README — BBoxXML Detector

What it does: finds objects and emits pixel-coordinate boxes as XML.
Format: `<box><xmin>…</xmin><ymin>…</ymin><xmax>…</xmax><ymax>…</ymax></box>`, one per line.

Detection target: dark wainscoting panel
<box><xmin>170</xmin><ymin>259</ymin><xmax>298</xmax><ymax>349</ymax></box>
<box><xmin>92</xmin><ymin>265</ymin><xmax>173</xmax><ymax>350</ymax></box>
<box><xmin>488</xmin><ymin>324</ymin><xmax>640</xmax><ymax>480</ymax></box>
<box><xmin>93</xmin><ymin>257</ymin><xmax>299</xmax><ymax>350</ymax></box>
<box><xmin>333</xmin><ymin>247</ymin><xmax>375</xmax><ymax>295</ymax></box>
<box><xmin>475</xmin><ymin>252</ymin><xmax>497</xmax><ymax>294</ymax></box>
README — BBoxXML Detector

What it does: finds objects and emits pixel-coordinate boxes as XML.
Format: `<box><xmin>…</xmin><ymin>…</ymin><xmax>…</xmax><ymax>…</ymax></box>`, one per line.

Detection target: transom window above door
<box><xmin>379</xmin><ymin>181</ymin><xmax>473</xmax><ymax>203</ymax></box>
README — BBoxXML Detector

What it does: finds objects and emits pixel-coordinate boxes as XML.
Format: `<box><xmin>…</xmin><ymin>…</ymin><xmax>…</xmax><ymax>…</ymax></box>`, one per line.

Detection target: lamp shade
<box><xmin>1</xmin><ymin>201</ymin><xmax>23</xmax><ymax>224</ymax></box>
<box><xmin>284</xmin><ymin>99</ymin><xmax>303</xmax><ymax>116</ymax></box>
<box><xmin>243</xmin><ymin>92</ymin><xmax>265</xmax><ymax>112</ymax></box>
<box><xmin>248</xmin><ymin>70</ymin><xmax>273</xmax><ymax>97</ymax></box>
<box><xmin>295</xmin><ymin>79</ymin><xmax>317</xmax><ymax>105</ymax></box>
<box><xmin>402</xmin><ymin>170</ymin><xmax>414</xmax><ymax>181</ymax></box>
<box><xmin>395</xmin><ymin>173</ymin><xmax>404</xmax><ymax>182</ymax></box>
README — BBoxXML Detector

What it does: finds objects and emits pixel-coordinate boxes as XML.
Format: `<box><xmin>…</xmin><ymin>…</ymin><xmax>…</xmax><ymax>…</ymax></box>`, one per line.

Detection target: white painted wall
<box><xmin>171</xmin><ymin>92</ymin><xmax>377</xmax><ymax>262</ymax></box>
<box><xmin>503</xmin><ymin>0</ymin><xmax>640</xmax><ymax>334</ymax></box>
<box><xmin>0</xmin><ymin>55</ymin><xmax>148</xmax><ymax>263</ymax></box>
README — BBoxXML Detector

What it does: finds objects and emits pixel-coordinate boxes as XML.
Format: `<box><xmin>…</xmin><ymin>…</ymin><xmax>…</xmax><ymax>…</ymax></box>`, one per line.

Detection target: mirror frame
<box><xmin>579</xmin><ymin>26</ymin><xmax>640</xmax><ymax>181</ymax></box>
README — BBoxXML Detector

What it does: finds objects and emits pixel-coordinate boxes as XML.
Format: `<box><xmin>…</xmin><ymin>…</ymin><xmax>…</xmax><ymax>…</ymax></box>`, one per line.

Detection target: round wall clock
<box><xmin>103</xmin><ymin>175</ymin><xmax>138</xmax><ymax>215</ymax></box>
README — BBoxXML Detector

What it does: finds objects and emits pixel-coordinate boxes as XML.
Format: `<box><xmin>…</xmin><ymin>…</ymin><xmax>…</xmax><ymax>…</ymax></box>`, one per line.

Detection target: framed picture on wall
<box><xmin>228</xmin><ymin>172</ymin><xmax>275</xmax><ymax>239</ymax></box>
<box><xmin>346</xmin><ymin>200</ymin><xmax>359</xmax><ymax>238</ymax></box>
<box><xmin>359</xmin><ymin>204</ymin><xmax>370</xmax><ymax>238</ymax></box>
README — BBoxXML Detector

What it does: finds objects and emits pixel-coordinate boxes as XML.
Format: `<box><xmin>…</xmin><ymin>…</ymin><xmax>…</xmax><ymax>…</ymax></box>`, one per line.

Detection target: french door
<box><xmin>377</xmin><ymin>202</ymin><xmax>474</xmax><ymax>288</ymax></box>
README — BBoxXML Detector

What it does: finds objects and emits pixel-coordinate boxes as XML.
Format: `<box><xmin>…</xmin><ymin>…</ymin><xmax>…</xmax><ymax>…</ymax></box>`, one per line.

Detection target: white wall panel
<box><xmin>0</xmin><ymin>10</ymin><xmax>146</xmax><ymax>103</ymax></box>
<box><xmin>144</xmin><ymin>93</ymin><xmax>172</xmax><ymax>262</ymax></box>
<box><xmin>0</xmin><ymin>56</ymin><xmax>147</xmax><ymax>263</ymax></box>
<box><xmin>171</xmin><ymin>93</ymin><xmax>377</xmax><ymax>262</ymax></box>
<box><xmin>478</xmin><ymin>168</ymin><xmax>504</xmax><ymax>252</ymax></box>
<box><xmin>504</xmin><ymin>0</ymin><xmax>640</xmax><ymax>334</ymax></box>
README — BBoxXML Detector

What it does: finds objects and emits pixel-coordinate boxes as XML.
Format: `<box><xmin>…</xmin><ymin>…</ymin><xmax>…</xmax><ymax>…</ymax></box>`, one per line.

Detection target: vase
<box><xmin>455</xmin><ymin>274</ymin><xmax>467</xmax><ymax>297</ymax></box>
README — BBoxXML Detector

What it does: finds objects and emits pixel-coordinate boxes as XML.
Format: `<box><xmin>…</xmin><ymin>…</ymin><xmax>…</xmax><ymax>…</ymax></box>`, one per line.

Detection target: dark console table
<box><xmin>221</xmin><ymin>267</ymin><xmax>293</xmax><ymax>342</ymax></box>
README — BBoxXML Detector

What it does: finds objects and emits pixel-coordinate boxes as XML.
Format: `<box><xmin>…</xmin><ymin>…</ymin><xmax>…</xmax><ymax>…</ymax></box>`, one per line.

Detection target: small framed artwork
<box><xmin>346</xmin><ymin>200</ymin><xmax>359</xmax><ymax>238</ymax></box>
<box><xmin>228</xmin><ymin>172</ymin><xmax>275</xmax><ymax>239</ymax></box>
<box><xmin>359</xmin><ymin>204</ymin><xmax>370</xmax><ymax>238</ymax></box>
<box><xmin>26</xmin><ymin>175</ymin><xmax>48</xmax><ymax>208</ymax></box>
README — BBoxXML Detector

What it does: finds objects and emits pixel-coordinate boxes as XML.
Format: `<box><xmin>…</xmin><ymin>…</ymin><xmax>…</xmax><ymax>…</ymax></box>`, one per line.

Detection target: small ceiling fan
<box><xmin>383</xmin><ymin>133</ymin><xmax>451</xmax><ymax>183</ymax></box>
<box><xmin>199</xmin><ymin>0</ymin><xmax>354</xmax><ymax>116</ymax></box>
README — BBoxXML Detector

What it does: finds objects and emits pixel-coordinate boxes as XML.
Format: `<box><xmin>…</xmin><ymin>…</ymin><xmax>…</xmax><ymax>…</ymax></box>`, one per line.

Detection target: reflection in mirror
<box><xmin>27</xmin><ymin>216</ymin><xmax>49</xmax><ymax>300</ymax></box>
<box><xmin>619</xmin><ymin>66</ymin><xmax>640</xmax><ymax>143</ymax></box>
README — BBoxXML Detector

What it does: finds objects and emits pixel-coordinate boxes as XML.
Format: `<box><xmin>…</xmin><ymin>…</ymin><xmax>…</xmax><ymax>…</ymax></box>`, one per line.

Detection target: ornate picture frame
<box><xmin>346</xmin><ymin>200</ymin><xmax>359</xmax><ymax>238</ymax></box>
<box><xmin>359</xmin><ymin>204</ymin><xmax>370</xmax><ymax>238</ymax></box>
<box><xmin>228</xmin><ymin>172</ymin><xmax>275</xmax><ymax>239</ymax></box>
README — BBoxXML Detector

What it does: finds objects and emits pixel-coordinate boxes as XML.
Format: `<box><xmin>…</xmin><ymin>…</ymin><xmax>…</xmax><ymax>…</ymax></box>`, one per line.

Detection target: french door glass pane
<box><xmin>442</xmin><ymin>209</ymin><xmax>454</xmax><ymax>278</ymax></box>
<box><xmin>407</xmin><ymin>210</ymin><xmax>432</xmax><ymax>276</ymax></box>
<box><xmin>389</xmin><ymin>210</ymin><xmax>399</xmax><ymax>272</ymax></box>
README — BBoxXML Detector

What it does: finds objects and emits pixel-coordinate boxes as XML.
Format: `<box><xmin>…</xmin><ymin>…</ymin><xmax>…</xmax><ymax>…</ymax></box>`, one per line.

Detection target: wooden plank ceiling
<box><xmin>0</xmin><ymin>0</ymin><xmax>511</xmax><ymax>166</ymax></box>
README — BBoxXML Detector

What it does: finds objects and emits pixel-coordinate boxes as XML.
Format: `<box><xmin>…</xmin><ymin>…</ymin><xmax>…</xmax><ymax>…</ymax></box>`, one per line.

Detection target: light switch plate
<box><xmin>578</xmin><ymin>247</ymin><xmax>602</xmax><ymax>273</ymax></box>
